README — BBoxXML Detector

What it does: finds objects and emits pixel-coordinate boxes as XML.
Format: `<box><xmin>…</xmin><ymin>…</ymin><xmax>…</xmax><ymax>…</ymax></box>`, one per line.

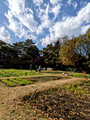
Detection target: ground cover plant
<box><xmin>0</xmin><ymin>78</ymin><xmax>33</xmax><ymax>87</ymax></box>
<box><xmin>16</xmin><ymin>78</ymin><xmax>33</xmax><ymax>84</ymax></box>
<box><xmin>64</xmin><ymin>81</ymin><xmax>90</xmax><ymax>96</ymax></box>
<box><xmin>70</xmin><ymin>72</ymin><xmax>90</xmax><ymax>78</ymax></box>
<box><xmin>1</xmin><ymin>79</ymin><xmax>16</xmax><ymax>87</ymax></box>
<box><xmin>0</xmin><ymin>69</ymin><xmax>40</xmax><ymax>77</ymax></box>
<box><xmin>9</xmin><ymin>78</ymin><xmax>26</xmax><ymax>86</ymax></box>
<box><xmin>22</xmin><ymin>80</ymin><xmax>90</xmax><ymax>120</ymax></box>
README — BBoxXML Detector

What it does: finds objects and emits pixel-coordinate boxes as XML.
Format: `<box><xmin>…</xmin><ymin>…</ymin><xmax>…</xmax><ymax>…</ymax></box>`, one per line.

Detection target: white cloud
<box><xmin>52</xmin><ymin>4</ymin><xmax>61</xmax><ymax>18</ymax></box>
<box><xmin>4</xmin><ymin>0</ymin><xmax>90</xmax><ymax>48</ymax></box>
<box><xmin>41</xmin><ymin>35</ymin><xmax>53</xmax><ymax>46</ymax></box>
<box><xmin>73</xmin><ymin>2</ymin><xmax>77</xmax><ymax>9</ymax></box>
<box><xmin>80</xmin><ymin>1</ymin><xmax>88</xmax><ymax>7</ymax></box>
<box><xmin>5</xmin><ymin>11</ymin><xmax>37</xmax><ymax>40</ymax></box>
<box><xmin>36</xmin><ymin>4</ymin><xmax>53</xmax><ymax>34</ymax></box>
<box><xmin>36</xmin><ymin>3</ymin><xmax>61</xmax><ymax>35</ymax></box>
<box><xmin>0</xmin><ymin>26</ymin><xmax>12</xmax><ymax>43</ymax></box>
<box><xmin>41</xmin><ymin>3</ymin><xmax>90</xmax><ymax>46</ymax></box>
<box><xmin>67</xmin><ymin>0</ymin><xmax>78</xmax><ymax>9</ymax></box>
<box><xmin>81</xmin><ymin>25</ymin><xmax>90</xmax><ymax>34</ymax></box>
<box><xmin>5</xmin><ymin>0</ymin><xmax>25</xmax><ymax>16</ymax></box>
<box><xmin>67</xmin><ymin>0</ymin><xmax>72</xmax><ymax>5</ymax></box>
<box><xmin>33</xmin><ymin>0</ymin><xmax>43</xmax><ymax>6</ymax></box>
<box><xmin>76</xmin><ymin>3</ymin><xmax>90</xmax><ymax>23</ymax></box>
<box><xmin>50</xmin><ymin>0</ymin><xmax>62</xmax><ymax>5</ymax></box>
<box><xmin>5</xmin><ymin>0</ymin><xmax>37</xmax><ymax>40</ymax></box>
<box><xmin>5</xmin><ymin>11</ymin><xmax>19</xmax><ymax>33</ymax></box>
<box><xmin>5</xmin><ymin>11</ymin><xmax>27</xmax><ymax>39</ymax></box>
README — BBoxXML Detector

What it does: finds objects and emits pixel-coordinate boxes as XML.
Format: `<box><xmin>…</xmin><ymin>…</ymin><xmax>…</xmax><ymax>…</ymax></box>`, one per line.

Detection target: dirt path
<box><xmin>0</xmin><ymin>77</ymin><xmax>86</xmax><ymax>119</ymax></box>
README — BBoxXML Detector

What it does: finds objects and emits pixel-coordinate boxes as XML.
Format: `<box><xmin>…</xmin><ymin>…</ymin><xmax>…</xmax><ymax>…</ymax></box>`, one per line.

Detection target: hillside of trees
<box><xmin>0</xmin><ymin>29</ymin><xmax>90</xmax><ymax>73</ymax></box>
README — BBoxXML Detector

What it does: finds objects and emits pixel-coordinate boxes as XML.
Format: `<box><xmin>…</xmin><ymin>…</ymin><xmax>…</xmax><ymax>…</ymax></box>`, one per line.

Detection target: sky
<box><xmin>0</xmin><ymin>0</ymin><xmax>90</xmax><ymax>50</ymax></box>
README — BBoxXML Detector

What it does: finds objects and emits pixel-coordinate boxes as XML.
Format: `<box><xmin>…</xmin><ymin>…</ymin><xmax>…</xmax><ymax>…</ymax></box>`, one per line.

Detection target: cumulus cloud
<box><xmin>41</xmin><ymin>3</ymin><xmax>90</xmax><ymax>46</ymax></box>
<box><xmin>5</xmin><ymin>0</ymin><xmax>37</xmax><ymax>40</ymax></box>
<box><xmin>0</xmin><ymin>26</ymin><xmax>12</xmax><ymax>43</ymax></box>
<box><xmin>50</xmin><ymin>0</ymin><xmax>62</xmax><ymax>5</ymax></box>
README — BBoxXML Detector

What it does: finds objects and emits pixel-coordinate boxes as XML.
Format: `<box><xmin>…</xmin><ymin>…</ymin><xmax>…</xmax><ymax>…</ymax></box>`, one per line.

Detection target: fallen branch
<box><xmin>28</xmin><ymin>88</ymin><xmax>38</xmax><ymax>102</ymax></box>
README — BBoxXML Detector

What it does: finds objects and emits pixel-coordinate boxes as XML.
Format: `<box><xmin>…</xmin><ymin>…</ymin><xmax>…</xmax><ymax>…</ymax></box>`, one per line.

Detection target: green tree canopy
<box><xmin>40</xmin><ymin>39</ymin><xmax>62</xmax><ymax>68</ymax></box>
<box><xmin>13</xmin><ymin>39</ymin><xmax>39</xmax><ymax>60</ymax></box>
<box><xmin>0</xmin><ymin>39</ymin><xmax>40</xmax><ymax>69</ymax></box>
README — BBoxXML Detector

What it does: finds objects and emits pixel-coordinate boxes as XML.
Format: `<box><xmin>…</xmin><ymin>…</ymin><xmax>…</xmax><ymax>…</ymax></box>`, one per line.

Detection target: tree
<box><xmin>0</xmin><ymin>39</ymin><xmax>40</xmax><ymax>69</ymax></box>
<box><xmin>59</xmin><ymin>28</ymin><xmax>90</xmax><ymax>71</ymax></box>
<box><xmin>13</xmin><ymin>39</ymin><xmax>40</xmax><ymax>69</ymax></box>
<box><xmin>0</xmin><ymin>40</ymin><xmax>18</xmax><ymax>68</ymax></box>
<box><xmin>13</xmin><ymin>39</ymin><xmax>39</xmax><ymax>60</ymax></box>
<box><xmin>59</xmin><ymin>38</ymin><xmax>80</xmax><ymax>66</ymax></box>
<box><xmin>40</xmin><ymin>39</ymin><xmax>62</xmax><ymax>68</ymax></box>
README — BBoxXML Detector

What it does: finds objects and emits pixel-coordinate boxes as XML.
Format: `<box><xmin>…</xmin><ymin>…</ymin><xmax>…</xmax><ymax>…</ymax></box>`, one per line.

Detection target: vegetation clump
<box><xmin>1</xmin><ymin>79</ymin><xmax>16</xmax><ymax>87</ymax></box>
<box><xmin>0</xmin><ymin>78</ymin><xmax>33</xmax><ymax>87</ymax></box>
<box><xmin>64</xmin><ymin>81</ymin><xmax>90</xmax><ymax>96</ymax></box>
<box><xmin>70</xmin><ymin>72</ymin><xmax>90</xmax><ymax>78</ymax></box>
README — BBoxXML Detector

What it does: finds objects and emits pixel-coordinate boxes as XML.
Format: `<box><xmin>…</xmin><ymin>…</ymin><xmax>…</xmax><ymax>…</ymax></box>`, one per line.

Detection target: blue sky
<box><xmin>0</xmin><ymin>0</ymin><xmax>90</xmax><ymax>50</ymax></box>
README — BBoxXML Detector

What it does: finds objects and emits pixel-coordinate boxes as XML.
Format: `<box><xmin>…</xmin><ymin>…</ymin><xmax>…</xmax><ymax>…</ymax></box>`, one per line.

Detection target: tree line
<box><xmin>0</xmin><ymin>29</ymin><xmax>90</xmax><ymax>73</ymax></box>
<box><xmin>0</xmin><ymin>39</ymin><xmax>39</xmax><ymax>69</ymax></box>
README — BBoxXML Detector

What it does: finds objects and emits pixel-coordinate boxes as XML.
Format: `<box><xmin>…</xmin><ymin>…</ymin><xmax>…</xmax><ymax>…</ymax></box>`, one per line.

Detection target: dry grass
<box><xmin>0</xmin><ymin>70</ymin><xmax>89</xmax><ymax>120</ymax></box>
<box><xmin>0</xmin><ymin>78</ymin><xmax>83</xmax><ymax>119</ymax></box>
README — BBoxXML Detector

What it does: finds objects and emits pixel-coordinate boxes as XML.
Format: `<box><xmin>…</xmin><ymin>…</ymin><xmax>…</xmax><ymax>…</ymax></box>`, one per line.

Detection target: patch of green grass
<box><xmin>70</xmin><ymin>73</ymin><xmax>90</xmax><ymax>78</ymax></box>
<box><xmin>0</xmin><ymin>69</ymin><xmax>40</xmax><ymax>77</ymax></box>
<box><xmin>64</xmin><ymin>81</ymin><xmax>90</xmax><ymax>96</ymax></box>
<box><xmin>70</xmin><ymin>73</ymin><xmax>82</xmax><ymax>77</ymax></box>
<box><xmin>9</xmin><ymin>78</ymin><xmax>26</xmax><ymax>85</ymax></box>
<box><xmin>16</xmin><ymin>78</ymin><xmax>33</xmax><ymax>84</ymax></box>
<box><xmin>1</xmin><ymin>79</ymin><xmax>16</xmax><ymax>87</ymax></box>
<box><xmin>0</xmin><ymin>78</ymin><xmax>33</xmax><ymax>87</ymax></box>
